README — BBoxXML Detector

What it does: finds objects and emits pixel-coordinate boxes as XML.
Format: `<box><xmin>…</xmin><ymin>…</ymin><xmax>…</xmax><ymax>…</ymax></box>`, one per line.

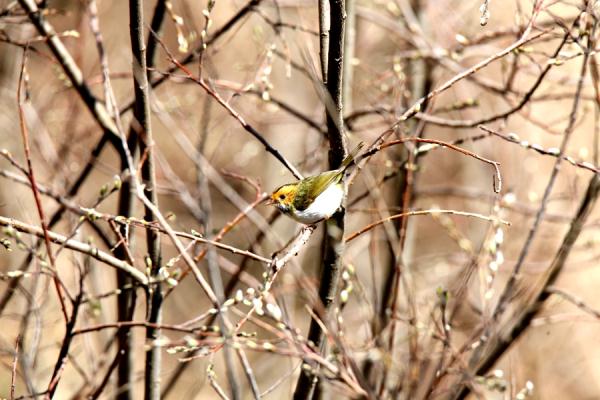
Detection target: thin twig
<box><xmin>207</xmin><ymin>364</ymin><xmax>232</xmax><ymax>400</ymax></box>
<box><xmin>360</xmin><ymin>136</ymin><xmax>502</xmax><ymax>193</ymax></box>
<box><xmin>547</xmin><ymin>286</ymin><xmax>600</xmax><ymax>319</ymax></box>
<box><xmin>152</xmin><ymin>33</ymin><xmax>303</xmax><ymax>180</ymax></box>
<box><xmin>480</xmin><ymin>125</ymin><xmax>600</xmax><ymax>174</ymax></box>
<box><xmin>344</xmin><ymin>209</ymin><xmax>510</xmax><ymax>243</ymax></box>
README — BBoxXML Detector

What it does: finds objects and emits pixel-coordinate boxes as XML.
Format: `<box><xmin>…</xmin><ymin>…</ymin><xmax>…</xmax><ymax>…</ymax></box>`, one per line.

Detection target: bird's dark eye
<box><xmin>279</xmin><ymin>194</ymin><xmax>286</xmax><ymax>200</ymax></box>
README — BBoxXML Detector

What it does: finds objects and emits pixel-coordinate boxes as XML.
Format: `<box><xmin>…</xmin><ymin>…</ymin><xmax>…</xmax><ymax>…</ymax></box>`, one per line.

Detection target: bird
<box><xmin>267</xmin><ymin>143</ymin><xmax>364</xmax><ymax>224</ymax></box>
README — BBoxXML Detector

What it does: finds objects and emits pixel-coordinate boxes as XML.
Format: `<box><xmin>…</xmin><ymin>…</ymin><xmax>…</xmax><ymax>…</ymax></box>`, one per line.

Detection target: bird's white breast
<box><xmin>292</xmin><ymin>183</ymin><xmax>344</xmax><ymax>224</ymax></box>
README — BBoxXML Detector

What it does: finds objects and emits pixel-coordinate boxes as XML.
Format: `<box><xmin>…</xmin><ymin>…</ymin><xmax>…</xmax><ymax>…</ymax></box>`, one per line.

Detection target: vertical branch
<box><xmin>342</xmin><ymin>0</ymin><xmax>355</xmax><ymax>112</ymax></box>
<box><xmin>114</xmin><ymin>153</ymin><xmax>138</xmax><ymax>400</ymax></box>
<box><xmin>293</xmin><ymin>1</ymin><xmax>347</xmax><ymax>399</ymax></box>
<box><xmin>146</xmin><ymin>0</ymin><xmax>167</xmax><ymax>74</ymax></box>
<box><xmin>111</xmin><ymin>1</ymin><xmax>169</xmax><ymax>396</ymax></box>
<box><xmin>318</xmin><ymin>0</ymin><xmax>331</xmax><ymax>80</ymax></box>
<box><xmin>129</xmin><ymin>0</ymin><xmax>162</xmax><ymax>399</ymax></box>
<box><xmin>324</xmin><ymin>1</ymin><xmax>347</xmax><ymax>163</ymax></box>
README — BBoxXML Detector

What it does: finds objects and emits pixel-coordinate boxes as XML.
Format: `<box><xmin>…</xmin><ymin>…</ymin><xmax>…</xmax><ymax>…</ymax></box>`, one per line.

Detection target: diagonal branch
<box><xmin>17</xmin><ymin>0</ymin><xmax>119</xmax><ymax>138</ymax></box>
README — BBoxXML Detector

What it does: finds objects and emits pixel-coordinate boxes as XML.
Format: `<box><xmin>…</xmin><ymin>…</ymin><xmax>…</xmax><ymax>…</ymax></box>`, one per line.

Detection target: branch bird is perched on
<box><xmin>267</xmin><ymin>143</ymin><xmax>364</xmax><ymax>224</ymax></box>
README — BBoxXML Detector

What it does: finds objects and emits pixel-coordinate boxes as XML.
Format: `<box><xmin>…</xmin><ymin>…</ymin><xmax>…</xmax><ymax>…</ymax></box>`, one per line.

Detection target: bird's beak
<box><xmin>265</xmin><ymin>197</ymin><xmax>275</xmax><ymax>205</ymax></box>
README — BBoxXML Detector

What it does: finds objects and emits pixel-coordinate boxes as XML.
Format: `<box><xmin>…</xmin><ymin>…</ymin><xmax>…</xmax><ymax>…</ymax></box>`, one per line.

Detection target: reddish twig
<box><xmin>344</xmin><ymin>209</ymin><xmax>509</xmax><ymax>243</ymax></box>
<box><xmin>10</xmin><ymin>335</ymin><xmax>19</xmax><ymax>400</ymax></box>
<box><xmin>16</xmin><ymin>47</ymin><xmax>69</xmax><ymax>323</ymax></box>
<box><xmin>360</xmin><ymin>136</ymin><xmax>502</xmax><ymax>193</ymax></box>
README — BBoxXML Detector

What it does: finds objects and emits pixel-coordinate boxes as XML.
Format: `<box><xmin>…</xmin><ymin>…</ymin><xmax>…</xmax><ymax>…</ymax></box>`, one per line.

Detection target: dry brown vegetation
<box><xmin>1</xmin><ymin>0</ymin><xmax>600</xmax><ymax>399</ymax></box>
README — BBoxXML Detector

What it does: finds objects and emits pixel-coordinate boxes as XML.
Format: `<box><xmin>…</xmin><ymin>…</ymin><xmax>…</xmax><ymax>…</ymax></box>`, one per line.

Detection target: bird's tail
<box><xmin>340</xmin><ymin>141</ymin><xmax>365</xmax><ymax>171</ymax></box>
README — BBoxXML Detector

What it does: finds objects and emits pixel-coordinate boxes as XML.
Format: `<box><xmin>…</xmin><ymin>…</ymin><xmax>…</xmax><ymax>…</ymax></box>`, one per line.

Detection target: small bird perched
<box><xmin>267</xmin><ymin>143</ymin><xmax>364</xmax><ymax>224</ymax></box>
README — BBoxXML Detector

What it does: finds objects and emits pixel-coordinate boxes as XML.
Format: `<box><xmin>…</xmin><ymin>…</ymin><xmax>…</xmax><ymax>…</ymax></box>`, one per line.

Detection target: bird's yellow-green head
<box><xmin>269</xmin><ymin>183</ymin><xmax>299</xmax><ymax>213</ymax></box>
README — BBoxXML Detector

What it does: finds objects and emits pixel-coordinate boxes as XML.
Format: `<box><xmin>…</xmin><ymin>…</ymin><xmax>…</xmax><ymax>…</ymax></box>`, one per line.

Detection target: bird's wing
<box><xmin>295</xmin><ymin>170</ymin><xmax>343</xmax><ymax>211</ymax></box>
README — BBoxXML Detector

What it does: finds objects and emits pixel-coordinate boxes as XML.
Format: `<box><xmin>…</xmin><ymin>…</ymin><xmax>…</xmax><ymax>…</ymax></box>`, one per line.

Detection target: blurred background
<box><xmin>1</xmin><ymin>0</ymin><xmax>600</xmax><ymax>398</ymax></box>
